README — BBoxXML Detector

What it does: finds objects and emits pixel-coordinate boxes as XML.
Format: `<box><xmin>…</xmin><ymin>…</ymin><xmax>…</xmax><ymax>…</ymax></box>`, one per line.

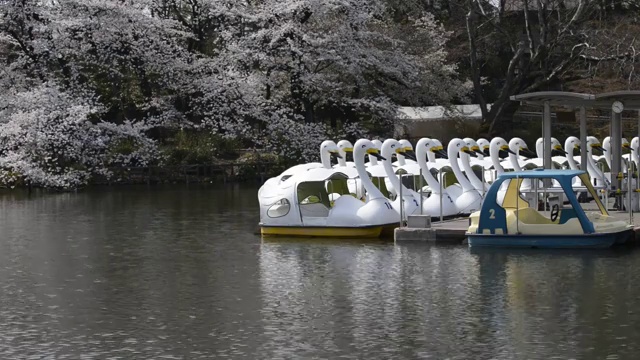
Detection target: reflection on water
<box><xmin>258</xmin><ymin>242</ymin><xmax>482</xmax><ymax>359</ymax></box>
<box><xmin>1</xmin><ymin>185</ymin><xmax>640</xmax><ymax>358</ymax></box>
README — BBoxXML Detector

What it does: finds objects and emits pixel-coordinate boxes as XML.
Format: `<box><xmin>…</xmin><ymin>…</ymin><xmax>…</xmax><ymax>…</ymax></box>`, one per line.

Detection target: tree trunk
<box><xmin>480</xmin><ymin>100</ymin><xmax>520</xmax><ymax>137</ymax></box>
<box><xmin>303</xmin><ymin>98</ymin><xmax>314</xmax><ymax>124</ymax></box>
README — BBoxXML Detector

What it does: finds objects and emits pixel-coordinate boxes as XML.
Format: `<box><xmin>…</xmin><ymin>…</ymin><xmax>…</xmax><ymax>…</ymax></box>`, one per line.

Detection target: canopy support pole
<box><xmin>543</xmin><ymin>102</ymin><xmax>552</xmax><ymax>170</ymax></box>
<box><xmin>580</xmin><ymin>107</ymin><xmax>588</xmax><ymax>170</ymax></box>
<box><xmin>612</xmin><ymin>111</ymin><xmax>622</xmax><ymax>209</ymax></box>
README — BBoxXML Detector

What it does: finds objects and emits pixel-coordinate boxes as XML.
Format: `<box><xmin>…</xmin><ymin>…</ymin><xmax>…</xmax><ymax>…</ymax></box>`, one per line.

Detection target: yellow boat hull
<box><xmin>261</xmin><ymin>225</ymin><xmax>393</xmax><ymax>238</ymax></box>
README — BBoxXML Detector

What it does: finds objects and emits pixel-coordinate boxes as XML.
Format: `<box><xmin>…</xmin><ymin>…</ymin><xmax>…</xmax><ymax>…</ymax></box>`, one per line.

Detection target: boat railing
<box><xmin>439</xmin><ymin>172</ymin><xmax>443</xmax><ymax>222</ymax></box>
<box><xmin>399</xmin><ymin>174</ymin><xmax>405</xmax><ymax>227</ymax></box>
<box><xmin>418</xmin><ymin>169</ymin><xmax>422</xmax><ymax>216</ymax></box>
<box><xmin>516</xmin><ymin>174</ymin><xmax>520</xmax><ymax>234</ymax></box>
<box><xmin>628</xmin><ymin>163</ymin><xmax>634</xmax><ymax>224</ymax></box>
<box><xmin>399</xmin><ymin>169</ymin><xmax>447</xmax><ymax>224</ymax></box>
<box><xmin>510</xmin><ymin>171</ymin><xmax>636</xmax><ymax>225</ymax></box>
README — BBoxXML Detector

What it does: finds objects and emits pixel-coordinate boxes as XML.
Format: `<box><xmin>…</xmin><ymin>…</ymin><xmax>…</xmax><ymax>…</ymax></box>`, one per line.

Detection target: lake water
<box><xmin>1</xmin><ymin>184</ymin><xmax>640</xmax><ymax>359</ymax></box>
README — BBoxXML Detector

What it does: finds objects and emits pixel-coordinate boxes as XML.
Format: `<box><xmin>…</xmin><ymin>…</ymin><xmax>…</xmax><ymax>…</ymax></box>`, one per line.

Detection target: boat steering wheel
<box><xmin>550</xmin><ymin>204</ymin><xmax>560</xmax><ymax>222</ymax></box>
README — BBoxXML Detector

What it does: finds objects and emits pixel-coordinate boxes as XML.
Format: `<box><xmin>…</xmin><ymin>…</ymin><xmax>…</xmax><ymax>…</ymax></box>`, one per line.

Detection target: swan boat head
<box><xmin>489</xmin><ymin>137</ymin><xmax>511</xmax><ymax>175</ymax></box>
<box><xmin>552</xmin><ymin>138</ymin><xmax>566</xmax><ymax>156</ymax></box>
<box><xmin>398</xmin><ymin>139</ymin><xmax>416</xmax><ymax>160</ymax></box>
<box><xmin>379</xmin><ymin>139</ymin><xmax>408</xmax><ymax>195</ymax></box>
<box><xmin>509</xmin><ymin>137</ymin><xmax>537</xmax><ymax>159</ymax></box>
<box><xmin>601</xmin><ymin>136</ymin><xmax>612</xmax><ymax>167</ymax></box>
<box><xmin>588</xmin><ymin>136</ymin><xmax>605</xmax><ymax>154</ymax></box>
<box><xmin>320</xmin><ymin>140</ymin><xmax>341</xmax><ymax>168</ymax></box>
<box><xmin>336</xmin><ymin>140</ymin><xmax>354</xmax><ymax>167</ymax></box>
<box><xmin>367</xmin><ymin>139</ymin><xmax>384</xmax><ymax>166</ymax></box>
<box><xmin>562</xmin><ymin>136</ymin><xmax>581</xmax><ymax>169</ymax></box>
<box><xmin>431</xmin><ymin>139</ymin><xmax>448</xmax><ymax>159</ymax></box>
<box><xmin>631</xmin><ymin>137</ymin><xmax>640</xmax><ymax>164</ymax></box>
<box><xmin>415</xmin><ymin>138</ymin><xmax>444</xmax><ymax>187</ymax></box>
<box><xmin>477</xmin><ymin>138</ymin><xmax>490</xmax><ymax>156</ymax></box>
<box><xmin>565</xmin><ymin>136</ymin><xmax>580</xmax><ymax>155</ymax></box>
<box><xmin>463</xmin><ymin>138</ymin><xmax>483</xmax><ymax>157</ymax></box>
<box><xmin>490</xmin><ymin>137</ymin><xmax>511</xmax><ymax>159</ymax></box>
<box><xmin>385</xmin><ymin>139</ymin><xmax>409</xmax><ymax>161</ymax></box>
<box><xmin>535</xmin><ymin>137</ymin><xmax>566</xmax><ymax>158</ymax></box>
<box><xmin>393</xmin><ymin>139</ymin><xmax>416</xmax><ymax>165</ymax></box>
<box><xmin>586</xmin><ymin>136</ymin><xmax>608</xmax><ymax>184</ymax></box>
<box><xmin>447</xmin><ymin>138</ymin><xmax>473</xmax><ymax>179</ymax></box>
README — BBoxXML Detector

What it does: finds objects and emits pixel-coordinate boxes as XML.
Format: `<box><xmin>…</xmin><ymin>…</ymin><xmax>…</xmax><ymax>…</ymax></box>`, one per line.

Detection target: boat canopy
<box><xmin>291</xmin><ymin>168</ymin><xmax>350</xmax><ymax>183</ymax></box>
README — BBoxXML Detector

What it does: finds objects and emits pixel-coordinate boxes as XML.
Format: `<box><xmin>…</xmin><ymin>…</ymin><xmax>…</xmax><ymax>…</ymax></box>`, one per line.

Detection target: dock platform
<box><xmin>395</xmin><ymin>211</ymin><xmax>640</xmax><ymax>245</ymax></box>
<box><xmin>394</xmin><ymin>218</ymin><xmax>469</xmax><ymax>244</ymax></box>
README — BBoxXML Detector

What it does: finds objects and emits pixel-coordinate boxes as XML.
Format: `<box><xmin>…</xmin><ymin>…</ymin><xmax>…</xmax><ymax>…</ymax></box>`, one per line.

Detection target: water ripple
<box><xmin>1</xmin><ymin>185</ymin><xmax>640</xmax><ymax>358</ymax></box>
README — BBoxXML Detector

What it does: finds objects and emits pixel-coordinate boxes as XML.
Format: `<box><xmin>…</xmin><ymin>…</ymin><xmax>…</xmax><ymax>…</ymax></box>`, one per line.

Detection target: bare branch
<box><xmin>524</xmin><ymin>42</ymin><xmax>588</xmax><ymax>92</ymax></box>
<box><xmin>466</xmin><ymin>2</ymin><xmax>489</xmax><ymax>119</ymax></box>
<box><xmin>579</xmin><ymin>52</ymin><xmax>637</xmax><ymax>62</ymax></box>
<box><xmin>523</xmin><ymin>0</ymin><xmax>535</xmax><ymax>56</ymax></box>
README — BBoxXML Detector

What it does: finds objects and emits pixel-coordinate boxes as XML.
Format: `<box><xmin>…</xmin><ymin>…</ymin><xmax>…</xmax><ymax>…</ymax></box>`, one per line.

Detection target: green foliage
<box><xmin>234</xmin><ymin>151</ymin><xmax>286</xmax><ymax>181</ymax></box>
<box><xmin>160</xmin><ymin>130</ymin><xmax>242</xmax><ymax>165</ymax></box>
<box><xmin>110</xmin><ymin>138</ymin><xmax>138</xmax><ymax>157</ymax></box>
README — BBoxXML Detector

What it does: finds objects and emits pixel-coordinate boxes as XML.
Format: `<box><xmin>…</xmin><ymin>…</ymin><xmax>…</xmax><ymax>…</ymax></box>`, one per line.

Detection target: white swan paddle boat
<box><xmin>259</xmin><ymin>139</ymin><xmax>399</xmax><ymax>238</ymax></box>
<box><xmin>467</xmin><ymin>169</ymin><xmax>634</xmax><ymax>248</ymax></box>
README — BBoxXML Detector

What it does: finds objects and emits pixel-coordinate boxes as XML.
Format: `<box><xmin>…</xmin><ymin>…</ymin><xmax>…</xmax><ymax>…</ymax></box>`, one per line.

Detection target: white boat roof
<box><xmin>367</xmin><ymin>164</ymin><xmax>389</xmax><ymax>178</ymax></box>
<box><xmin>291</xmin><ymin>168</ymin><xmax>352</xmax><ymax>183</ymax></box>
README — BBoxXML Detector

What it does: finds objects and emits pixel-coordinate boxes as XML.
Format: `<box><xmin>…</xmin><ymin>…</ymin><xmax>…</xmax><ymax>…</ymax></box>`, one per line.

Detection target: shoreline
<box><xmin>1</xmin><ymin>162</ymin><xmax>282</xmax><ymax>191</ymax></box>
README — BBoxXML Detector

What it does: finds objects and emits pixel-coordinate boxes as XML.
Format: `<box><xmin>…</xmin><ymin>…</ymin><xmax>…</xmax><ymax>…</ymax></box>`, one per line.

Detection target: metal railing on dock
<box><xmin>398</xmin><ymin>170</ymin><xmax>447</xmax><ymax>229</ymax></box>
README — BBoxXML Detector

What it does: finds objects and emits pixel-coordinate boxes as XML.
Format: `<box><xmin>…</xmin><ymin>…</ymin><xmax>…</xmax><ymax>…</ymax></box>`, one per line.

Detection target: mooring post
<box><xmin>481</xmin><ymin>167</ymin><xmax>486</xmax><ymax>198</ymax></box>
<box><xmin>516</xmin><ymin>174</ymin><xmax>520</xmax><ymax>234</ymax></box>
<box><xmin>399</xmin><ymin>174</ymin><xmax>404</xmax><ymax>228</ymax></box>
<box><xmin>629</xmin><ymin>164</ymin><xmax>633</xmax><ymax>224</ymax></box>
<box><xmin>439</xmin><ymin>173</ymin><xmax>443</xmax><ymax>222</ymax></box>
<box><xmin>419</xmin><ymin>168</ymin><xmax>423</xmax><ymax>215</ymax></box>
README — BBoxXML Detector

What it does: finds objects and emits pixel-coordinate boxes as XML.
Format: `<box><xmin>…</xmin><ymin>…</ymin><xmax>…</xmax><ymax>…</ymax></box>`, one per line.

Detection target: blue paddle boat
<box><xmin>467</xmin><ymin>169</ymin><xmax>634</xmax><ymax>248</ymax></box>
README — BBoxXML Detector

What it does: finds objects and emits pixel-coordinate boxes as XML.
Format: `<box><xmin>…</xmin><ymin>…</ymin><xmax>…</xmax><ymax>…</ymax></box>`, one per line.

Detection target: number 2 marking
<box><xmin>489</xmin><ymin>208</ymin><xmax>496</xmax><ymax>219</ymax></box>
<box><xmin>413</xmin><ymin>199</ymin><xmax>419</xmax><ymax>206</ymax></box>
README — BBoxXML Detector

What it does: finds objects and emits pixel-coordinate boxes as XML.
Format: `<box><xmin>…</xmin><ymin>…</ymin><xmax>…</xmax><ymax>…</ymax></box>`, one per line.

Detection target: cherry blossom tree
<box><xmin>0</xmin><ymin>82</ymin><xmax>159</xmax><ymax>188</ymax></box>
<box><xmin>0</xmin><ymin>0</ymin><xmax>468</xmax><ymax>187</ymax></box>
<box><xmin>219</xmin><ymin>0</ymin><xmax>465</xmax><ymax>161</ymax></box>
<box><xmin>0</xmin><ymin>0</ymin><xmax>184</xmax><ymax>187</ymax></box>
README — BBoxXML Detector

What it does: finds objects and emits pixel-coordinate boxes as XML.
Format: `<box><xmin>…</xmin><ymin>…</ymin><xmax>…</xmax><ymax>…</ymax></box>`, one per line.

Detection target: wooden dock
<box><xmin>394</xmin><ymin>211</ymin><xmax>640</xmax><ymax>245</ymax></box>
